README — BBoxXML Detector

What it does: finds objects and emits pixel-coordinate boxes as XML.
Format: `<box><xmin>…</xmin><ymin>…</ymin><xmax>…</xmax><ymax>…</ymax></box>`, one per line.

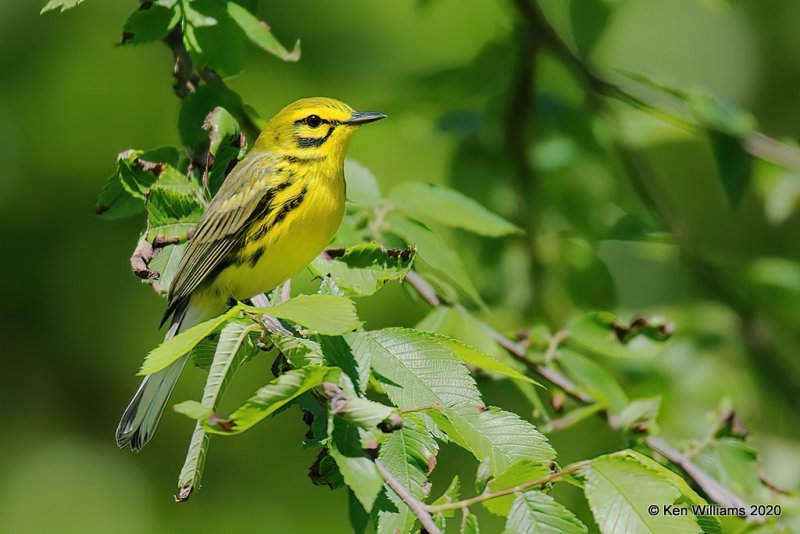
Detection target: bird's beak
<box><xmin>345</xmin><ymin>111</ymin><xmax>387</xmax><ymax>125</ymax></box>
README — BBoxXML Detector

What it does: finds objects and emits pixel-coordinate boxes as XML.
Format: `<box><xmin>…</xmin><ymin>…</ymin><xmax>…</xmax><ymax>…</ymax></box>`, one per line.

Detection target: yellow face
<box><xmin>256</xmin><ymin>97</ymin><xmax>385</xmax><ymax>160</ymax></box>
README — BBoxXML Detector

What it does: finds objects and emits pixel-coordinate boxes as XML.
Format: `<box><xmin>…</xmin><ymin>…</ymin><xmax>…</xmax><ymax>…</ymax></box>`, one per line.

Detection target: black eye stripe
<box><xmin>297</xmin><ymin>124</ymin><xmax>337</xmax><ymax>148</ymax></box>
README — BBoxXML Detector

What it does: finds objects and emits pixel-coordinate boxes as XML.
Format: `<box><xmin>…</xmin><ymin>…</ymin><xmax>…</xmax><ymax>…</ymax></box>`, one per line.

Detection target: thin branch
<box><xmin>375</xmin><ymin>459</ymin><xmax>442</xmax><ymax>534</ymax></box>
<box><xmin>426</xmin><ymin>459</ymin><xmax>591</xmax><ymax>513</ymax></box>
<box><xmin>403</xmin><ymin>269</ymin><xmax>764</xmax><ymax>521</ymax></box>
<box><xmin>645</xmin><ymin>436</ymin><xmax>762</xmax><ymax>522</ymax></box>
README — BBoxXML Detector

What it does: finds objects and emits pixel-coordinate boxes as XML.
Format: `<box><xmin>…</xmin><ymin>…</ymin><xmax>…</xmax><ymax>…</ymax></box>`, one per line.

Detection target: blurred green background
<box><xmin>2</xmin><ymin>0</ymin><xmax>800</xmax><ymax>532</ymax></box>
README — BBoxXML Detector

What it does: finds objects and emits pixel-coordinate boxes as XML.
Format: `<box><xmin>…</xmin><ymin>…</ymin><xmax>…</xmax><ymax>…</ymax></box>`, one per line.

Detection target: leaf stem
<box><xmin>426</xmin><ymin>459</ymin><xmax>591</xmax><ymax>514</ymax></box>
<box><xmin>375</xmin><ymin>459</ymin><xmax>443</xmax><ymax>534</ymax></box>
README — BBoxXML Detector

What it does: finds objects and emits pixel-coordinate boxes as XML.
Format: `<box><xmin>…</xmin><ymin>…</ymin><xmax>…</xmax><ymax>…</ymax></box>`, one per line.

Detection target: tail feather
<box><xmin>116</xmin><ymin>302</ymin><xmax>189</xmax><ymax>452</ymax></box>
<box><xmin>116</xmin><ymin>356</ymin><xmax>188</xmax><ymax>450</ymax></box>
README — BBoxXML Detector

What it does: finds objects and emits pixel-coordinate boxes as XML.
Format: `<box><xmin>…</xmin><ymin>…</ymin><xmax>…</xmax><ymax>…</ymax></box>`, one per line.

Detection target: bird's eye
<box><xmin>305</xmin><ymin>115</ymin><xmax>322</xmax><ymax>128</ymax></box>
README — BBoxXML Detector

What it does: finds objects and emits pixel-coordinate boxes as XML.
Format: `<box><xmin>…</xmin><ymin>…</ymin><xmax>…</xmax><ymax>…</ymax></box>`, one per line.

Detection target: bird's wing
<box><xmin>161</xmin><ymin>151</ymin><xmax>279</xmax><ymax>325</ymax></box>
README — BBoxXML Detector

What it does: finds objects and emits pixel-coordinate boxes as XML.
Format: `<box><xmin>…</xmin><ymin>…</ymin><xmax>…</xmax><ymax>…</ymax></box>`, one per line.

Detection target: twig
<box><xmin>405</xmin><ymin>270</ymin><xmax>441</xmax><ymax>307</ymax></box>
<box><xmin>426</xmin><ymin>460</ymin><xmax>591</xmax><ymax>513</ymax></box>
<box><xmin>375</xmin><ymin>459</ymin><xmax>442</xmax><ymax>534</ymax></box>
<box><xmin>403</xmin><ymin>269</ymin><xmax>765</xmax><ymax>521</ymax></box>
<box><xmin>645</xmin><ymin>436</ymin><xmax>761</xmax><ymax>522</ymax></box>
<box><xmin>543</xmin><ymin>330</ymin><xmax>568</xmax><ymax>364</ymax></box>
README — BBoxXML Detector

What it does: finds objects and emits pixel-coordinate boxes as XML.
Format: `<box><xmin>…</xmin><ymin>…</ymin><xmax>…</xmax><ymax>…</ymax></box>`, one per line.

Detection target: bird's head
<box><xmin>256</xmin><ymin>97</ymin><xmax>385</xmax><ymax>161</ymax></box>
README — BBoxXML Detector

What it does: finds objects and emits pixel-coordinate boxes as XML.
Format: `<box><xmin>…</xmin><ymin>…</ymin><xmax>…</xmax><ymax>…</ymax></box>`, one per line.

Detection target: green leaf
<box><xmin>145</xmin><ymin>178</ymin><xmax>204</xmax><ymax>241</ymax></box>
<box><xmin>121</xmin><ymin>2</ymin><xmax>180</xmax><ymax>45</ymax></box>
<box><xmin>179</xmin><ymin>81</ymin><xmax>245</xmax><ymax>151</ymax></box>
<box><xmin>569</xmin><ymin>0</ymin><xmax>613</xmax><ymax>57</ymax></box>
<box><xmin>321</xmin><ymin>335</ymin><xmax>371</xmax><ymax>394</ymax></box>
<box><xmin>226</xmin><ymin>2</ymin><xmax>300</xmax><ymax>61</ymax></box>
<box><xmin>96</xmin><ymin>147</ymin><xmax>183</xmax><ymax>219</ymax></box>
<box><xmin>388</xmin><ymin>214</ymin><xmax>482</xmax><ymax>304</ymax></box>
<box><xmin>334</xmin><ymin>395</ymin><xmax>398</xmax><ymax>430</ymax></box>
<box><xmin>40</xmin><ymin>0</ymin><xmax>85</xmax><ymax>14</ymax></box>
<box><xmin>557</xmin><ymin>348</ymin><xmax>628</xmax><ymax>413</ymax></box>
<box><xmin>431</xmin><ymin>476</ymin><xmax>461</xmax><ymax>520</ymax></box>
<box><xmin>461</xmin><ymin>511</ymin><xmax>480</xmax><ymax>534</ymax></box>
<box><xmin>585</xmin><ymin>451</ymin><xmax>702</xmax><ymax>534</ymax></box>
<box><xmin>414</xmin><ymin>330</ymin><xmax>540</xmax><ymax>386</ymax></box>
<box><xmin>272</xmin><ymin>334</ymin><xmax>324</xmax><ymax>367</ymax></box>
<box><xmin>377</xmin><ymin>418</ymin><xmax>438</xmax><ymax>533</ymax></box>
<box><xmin>617</xmin><ymin>397</ymin><xmax>661</xmax><ymax>432</ymax></box>
<box><xmin>204</xmin><ymin>365</ymin><xmax>335</xmax><ymax>434</ymax></box>
<box><xmin>349</xmin><ymin>490</ymin><xmax>370</xmax><ymax>534</ymax></box>
<box><xmin>241</xmin><ymin>294</ymin><xmax>360</xmax><ymax>335</ymax></box>
<box><xmin>311</xmin><ymin>244</ymin><xmax>415</xmax><ymax>297</ymax></box>
<box><xmin>182</xmin><ymin>0</ymin><xmax>247</xmax><ymax>76</ymax></box>
<box><xmin>504</xmin><ymin>491</ymin><xmax>588</xmax><ymax>534</ymax></box>
<box><xmin>138</xmin><ymin>308</ymin><xmax>240</xmax><ymax>375</ymax></box>
<box><xmin>175</xmin><ymin>321</ymin><xmax>258</xmax><ymax>501</ymax></box>
<box><xmin>695</xmin><ymin>438</ymin><xmax>765</xmax><ymax>502</ymax></box>
<box><xmin>708</xmin><ymin>130</ymin><xmax>752</xmax><ymax>207</ymax></box>
<box><xmin>484</xmin><ymin>459</ymin><xmax>552</xmax><ymax>516</ymax></box>
<box><xmin>390</xmin><ymin>182</ymin><xmax>521</xmax><ymax>237</ymax></box>
<box><xmin>345</xmin><ymin>159</ymin><xmax>383</xmax><ymax>205</ymax></box>
<box><xmin>350</xmin><ymin>328</ymin><xmax>482</xmax><ymax>410</ymax></box>
<box><xmin>439</xmin><ymin>404</ymin><xmax>555</xmax><ymax>476</ymax></box>
<box><xmin>567</xmin><ymin>312</ymin><xmax>673</xmax><ymax>359</ymax></box>
<box><xmin>330</xmin><ymin>419</ymin><xmax>383</xmax><ymax>513</ymax></box>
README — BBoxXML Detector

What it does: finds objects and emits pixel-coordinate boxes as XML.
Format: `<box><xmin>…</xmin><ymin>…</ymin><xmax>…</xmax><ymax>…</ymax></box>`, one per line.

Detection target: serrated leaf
<box><xmin>330</xmin><ymin>419</ymin><xmax>383</xmax><ymax>513</ymax></box>
<box><xmin>484</xmin><ymin>459</ymin><xmax>552</xmax><ymax>516</ymax></box>
<box><xmin>388</xmin><ymin>214</ymin><xmax>483</xmax><ymax>304</ymax></box>
<box><xmin>311</xmin><ymin>243</ymin><xmax>415</xmax><ymax>297</ymax></box>
<box><xmin>241</xmin><ymin>294</ymin><xmax>360</xmax><ymax>335</ymax></box>
<box><xmin>439</xmin><ymin>405</ymin><xmax>555</xmax><ymax>476</ymax></box>
<box><xmin>414</xmin><ymin>330</ymin><xmax>540</xmax><ymax>386</ymax></box>
<box><xmin>40</xmin><ymin>0</ymin><xmax>85</xmax><ymax>14</ymax></box>
<box><xmin>345</xmin><ymin>159</ymin><xmax>383</xmax><ymax>205</ymax></box>
<box><xmin>145</xmin><ymin>178</ymin><xmax>204</xmax><ymax>241</ymax></box>
<box><xmin>390</xmin><ymin>182</ymin><xmax>521</xmax><ymax>237</ymax></box>
<box><xmin>350</xmin><ymin>328</ymin><xmax>482</xmax><ymax>410</ymax></box>
<box><xmin>586</xmin><ymin>451</ymin><xmax>701</xmax><ymax>534</ymax></box>
<box><xmin>176</xmin><ymin>321</ymin><xmax>258</xmax><ymax>500</ymax></box>
<box><xmin>461</xmin><ymin>511</ymin><xmax>480</xmax><ymax>534</ymax></box>
<box><xmin>504</xmin><ymin>491</ymin><xmax>588</xmax><ymax>534</ymax></box>
<box><xmin>204</xmin><ymin>365</ymin><xmax>336</xmax><ymax>434</ymax></box>
<box><xmin>139</xmin><ymin>308</ymin><xmax>240</xmax><ymax>375</ymax></box>
<box><xmin>147</xmin><ymin>242</ymin><xmax>187</xmax><ymax>295</ymax></box>
<box><xmin>377</xmin><ymin>418</ymin><xmax>438</xmax><ymax>533</ymax></box>
<box><xmin>226</xmin><ymin>2</ymin><xmax>300</xmax><ymax>61</ymax></box>
<box><xmin>321</xmin><ymin>335</ymin><xmax>371</xmax><ymax>394</ymax></box>
<box><xmin>272</xmin><ymin>334</ymin><xmax>324</xmax><ymax>367</ymax></box>
<box><xmin>431</xmin><ymin>475</ymin><xmax>461</xmax><ymax>520</ymax></box>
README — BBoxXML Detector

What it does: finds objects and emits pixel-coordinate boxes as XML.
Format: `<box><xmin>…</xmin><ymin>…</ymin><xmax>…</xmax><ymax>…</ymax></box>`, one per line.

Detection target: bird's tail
<box><xmin>116</xmin><ymin>298</ymin><xmax>222</xmax><ymax>451</ymax></box>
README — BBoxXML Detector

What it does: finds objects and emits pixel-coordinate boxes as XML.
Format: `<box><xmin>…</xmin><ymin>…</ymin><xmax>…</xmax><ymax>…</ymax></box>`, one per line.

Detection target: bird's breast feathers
<box><xmin>210</xmin><ymin>168</ymin><xmax>345</xmax><ymax>300</ymax></box>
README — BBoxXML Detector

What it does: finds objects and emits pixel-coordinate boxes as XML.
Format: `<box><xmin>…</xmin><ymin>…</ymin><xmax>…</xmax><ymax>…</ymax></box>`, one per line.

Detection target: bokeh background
<box><xmin>2</xmin><ymin>0</ymin><xmax>800</xmax><ymax>532</ymax></box>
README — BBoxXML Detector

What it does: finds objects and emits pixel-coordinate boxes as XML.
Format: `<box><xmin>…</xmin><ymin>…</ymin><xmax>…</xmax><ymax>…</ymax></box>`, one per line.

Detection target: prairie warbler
<box><xmin>116</xmin><ymin>97</ymin><xmax>385</xmax><ymax>450</ymax></box>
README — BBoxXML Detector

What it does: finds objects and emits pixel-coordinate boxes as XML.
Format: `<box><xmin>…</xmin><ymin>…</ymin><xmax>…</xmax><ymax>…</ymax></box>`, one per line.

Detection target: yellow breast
<box><xmin>210</xmin><ymin>164</ymin><xmax>345</xmax><ymax>301</ymax></box>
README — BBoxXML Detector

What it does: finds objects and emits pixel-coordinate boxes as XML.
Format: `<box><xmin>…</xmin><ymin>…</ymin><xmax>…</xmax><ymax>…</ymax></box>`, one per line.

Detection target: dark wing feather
<box><xmin>160</xmin><ymin>152</ymin><xmax>277</xmax><ymax>326</ymax></box>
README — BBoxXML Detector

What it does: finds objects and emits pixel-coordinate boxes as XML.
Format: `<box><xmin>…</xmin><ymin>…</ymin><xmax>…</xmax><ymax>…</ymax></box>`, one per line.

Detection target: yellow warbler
<box><xmin>117</xmin><ymin>97</ymin><xmax>385</xmax><ymax>450</ymax></box>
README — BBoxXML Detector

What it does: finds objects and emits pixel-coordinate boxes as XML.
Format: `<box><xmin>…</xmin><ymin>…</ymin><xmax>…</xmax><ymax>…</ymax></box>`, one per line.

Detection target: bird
<box><xmin>116</xmin><ymin>97</ymin><xmax>386</xmax><ymax>451</ymax></box>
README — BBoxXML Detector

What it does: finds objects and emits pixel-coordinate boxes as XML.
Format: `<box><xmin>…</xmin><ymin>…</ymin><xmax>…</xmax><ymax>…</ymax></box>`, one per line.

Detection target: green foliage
<box><xmin>45</xmin><ymin>0</ymin><xmax>799</xmax><ymax>532</ymax></box>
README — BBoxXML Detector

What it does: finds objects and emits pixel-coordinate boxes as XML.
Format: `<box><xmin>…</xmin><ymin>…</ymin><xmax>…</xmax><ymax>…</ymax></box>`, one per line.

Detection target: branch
<box><xmin>426</xmin><ymin>459</ymin><xmax>591</xmax><ymax>513</ymax></box>
<box><xmin>375</xmin><ymin>459</ymin><xmax>443</xmax><ymax>534</ymax></box>
<box><xmin>403</xmin><ymin>269</ymin><xmax>763</xmax><ymax>522</ymax></box>
<box><xmin>645</xmin><ymin>436</ymin><xmax>761</xmax><ymax>522</ymax></box>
